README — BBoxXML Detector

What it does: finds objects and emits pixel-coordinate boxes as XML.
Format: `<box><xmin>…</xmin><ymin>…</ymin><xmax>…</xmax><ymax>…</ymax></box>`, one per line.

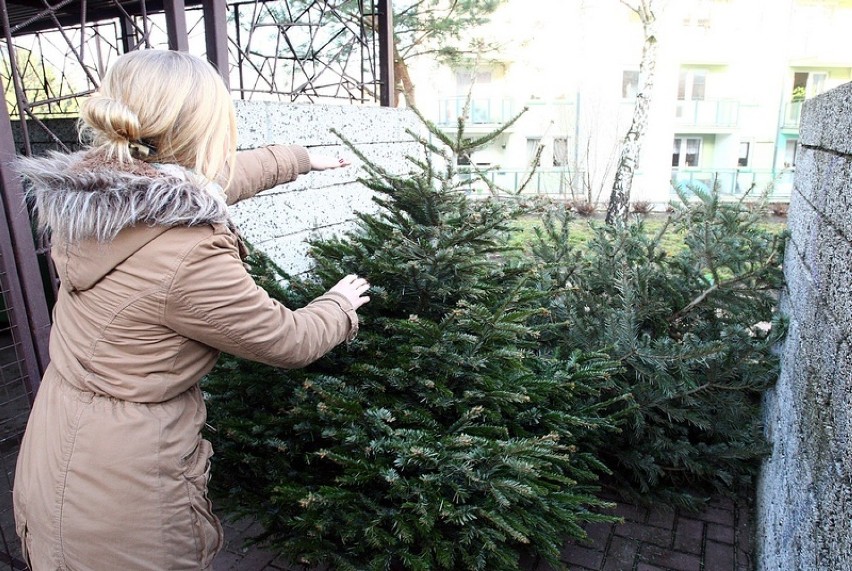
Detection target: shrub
<box><xmin>630</xmin><ymin>200</ymin><xmax>653</xmax><ymax>214</ymax></box>
<box><xmin>572</xmin><ymin>200</ymin><xmax>597</xmax><ymax>217</ymax></box>
<box><xmin>768</xmin><ymin>202</ymin><xmax>789</xmax><ymax>217</ymax></box>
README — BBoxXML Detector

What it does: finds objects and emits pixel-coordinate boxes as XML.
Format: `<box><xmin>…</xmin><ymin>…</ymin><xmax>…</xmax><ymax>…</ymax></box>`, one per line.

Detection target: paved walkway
<box><xmin>214</xmin><ymin>495</ymin><xmax>754</xmax><ymax>571</ymax></box>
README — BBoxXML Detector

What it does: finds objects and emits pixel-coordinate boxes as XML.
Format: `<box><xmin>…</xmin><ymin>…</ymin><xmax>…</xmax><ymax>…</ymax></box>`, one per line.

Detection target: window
<box><xmin>738</xmin><ymin>142</ymin><xmax>750</xmax><ymax>167</ymax></box>
<box><xmin>791</xmin><ymin>71</ymin><xmax>827</xmax><ymax>101</ymax></box>
<box><xmin>622</xmin><ymin>71</ymin><xmax>639</xmax><ymax>99</ymax></box>
<box><xmin>784</xmin><ymin>139</ymin><xmax>798</xmax><ymax>168</ymax></box>
<box><xmin>678</xmin><ymin>69</ymin><xmax>707</xmax><ymax>101</ymax></box>
<box><xmin>527</xmin><ymin>137</ymin><xmax>542</xmax><ymax>167</ymax></box>
<box><xmin>553</xmin><ymin>137</ymin><xmax>569</xmax><ymax>167</ymax></box>
<box><xmin>672</xmin><ymin>137</ymin><xmax>702</xmax><ymax>167</ymax></box>
<box><xmin>457</xmin><ymin>139</ymin><xmax>473</xmax><ymax>166</ymax></box>
<box><xmin>677</xmin><ymin>69</ymin><xmax>707</xmax><ymax>119</ymax></box>
<box><xmin>456</xmin><ymin>70</ymin><xmax>492</xmax><ymax>90</ymax></box>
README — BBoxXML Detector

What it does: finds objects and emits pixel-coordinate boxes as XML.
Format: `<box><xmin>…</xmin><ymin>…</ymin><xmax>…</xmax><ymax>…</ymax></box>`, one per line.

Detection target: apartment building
<box><xmin>411</xmin><ymin>0</ymin><xmax>852</xmax><ymax>205</ymax></box>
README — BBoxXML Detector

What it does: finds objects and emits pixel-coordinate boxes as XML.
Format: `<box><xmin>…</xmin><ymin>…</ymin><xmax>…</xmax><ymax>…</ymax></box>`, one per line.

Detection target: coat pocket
<box><xmin>181</xmin><ymin>438</ymin><xmax>223</xmax><ymax>568</ymax></box>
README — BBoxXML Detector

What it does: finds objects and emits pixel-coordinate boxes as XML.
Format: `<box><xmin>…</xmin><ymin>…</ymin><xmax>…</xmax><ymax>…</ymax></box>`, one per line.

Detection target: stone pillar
<box><xmin>756</xmin><ymin>82</ymin><xmax>852</xmax><ymax>570</ymax></box>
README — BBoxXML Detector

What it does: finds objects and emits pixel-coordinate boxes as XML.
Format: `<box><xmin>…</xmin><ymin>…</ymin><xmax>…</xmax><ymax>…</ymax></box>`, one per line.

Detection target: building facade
<box><xmin>411</xmin><ymin>0</ymin><xmax>852</xmax><ymax>206</ymax></box>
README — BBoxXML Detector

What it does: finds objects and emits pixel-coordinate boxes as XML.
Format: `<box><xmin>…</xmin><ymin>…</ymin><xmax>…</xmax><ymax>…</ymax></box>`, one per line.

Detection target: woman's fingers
<box><xmin>330</xmin><ymin>275</ymin><xmax>371</xmax><ymax>309</ymax></box>
<box><xmin>309</xmin><ymin>154</ymin><xmax>351</xmax><ymax>170</ymax></box>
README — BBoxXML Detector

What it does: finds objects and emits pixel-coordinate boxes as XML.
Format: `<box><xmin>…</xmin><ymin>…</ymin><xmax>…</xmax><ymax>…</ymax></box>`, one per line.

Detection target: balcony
<box><xmin>782</xmin><ymin>100</ymin><xmax>804</xmax><ymax>131</ymax></box>
<box><xmin>437</xmin><ymin>97</ymin><xmax>516</xmax><ymax>133</ymax></box>
<box><xmin>671</xmin><ymin>168</ymin><xmax>794</xmax><ymax>202</ymax></box>
<box><xmin>456</xmin><ymin>167</ymin><xmax>583</xmax><ymax>197</ymax></box>
<box><xmin>675</xmin><ymin>99</ymin><xmax>740</xmax><ymax>131</ymax></box>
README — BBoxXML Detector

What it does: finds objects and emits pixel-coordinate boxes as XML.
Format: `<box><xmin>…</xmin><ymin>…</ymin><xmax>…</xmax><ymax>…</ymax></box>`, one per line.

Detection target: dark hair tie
<box><xmin>128</xmin><ymin>140</ymin><xmax>157</xmax><ymax>159</ymax></box>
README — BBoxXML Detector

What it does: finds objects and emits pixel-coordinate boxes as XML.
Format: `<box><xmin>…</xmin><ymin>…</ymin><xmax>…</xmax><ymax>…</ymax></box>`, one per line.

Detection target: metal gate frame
<box><xmin>0</xmin><ymin>2</ymin><xmax>393</xmax><ymax>567</ymax></box>
<box><xmin>0</xmin><ymin>0</ymin><xmax>394</xmax><ymax>393</ymax></box>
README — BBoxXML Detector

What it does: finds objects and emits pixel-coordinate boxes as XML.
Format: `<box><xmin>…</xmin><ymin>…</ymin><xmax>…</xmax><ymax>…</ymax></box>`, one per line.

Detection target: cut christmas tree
<box><xmin>204</xmin><ymin>116</ymin><xmax>622</xmax><ymax>570</ymax></box>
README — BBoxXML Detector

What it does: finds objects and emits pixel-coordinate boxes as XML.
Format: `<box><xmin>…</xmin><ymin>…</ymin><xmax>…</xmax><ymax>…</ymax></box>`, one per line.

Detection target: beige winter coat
<box><xmin>13</xmin><ymin>146</ymin><xmax>358</xmax><ymax>570</ymax></box>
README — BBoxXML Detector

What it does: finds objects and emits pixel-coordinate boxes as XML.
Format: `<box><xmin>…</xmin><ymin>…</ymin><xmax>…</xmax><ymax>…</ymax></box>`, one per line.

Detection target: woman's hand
<box><xmin>310</xmin><ymin>153</ymin><xmax>351</xmax><ymax>171</ymax></box>
<box><xmin>329</xmin><ymin>274</ymin><xmax>370</xmax><ymax>310</ymax></box>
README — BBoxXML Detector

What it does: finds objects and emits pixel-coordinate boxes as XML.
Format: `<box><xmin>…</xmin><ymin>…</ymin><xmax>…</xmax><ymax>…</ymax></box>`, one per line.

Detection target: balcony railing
<box><xmin>675</xmin><ymin>99</ymin><xmax>740</xmax><ymax>129</ymax></box>
<box><xmin>783</xmin><ymin>100</ymin><xmax>804</xmax><ymax>130</ymax></box>
<box><xmin>451</xmin><ymin>167</ymin><xmax>794</xmax><ymax>203</ymax></box>
<box><xmin>437</xmin><ymin>96</ymin><xmax>516</xmax><ymax>127</ymax></box>
<box><xmin>455</xmin><ymin>167</ymin><xmax>634</xmax><ymax>204</ymax></box>
<box><xmin>671</xmin><ymin>168</ymin><xmax>794</xmax><ymax>201</ymax></box>
<box><xmin>457</xmin><ymin>167</ymin><xmax>576</xmax><ymax>196</ymax></box>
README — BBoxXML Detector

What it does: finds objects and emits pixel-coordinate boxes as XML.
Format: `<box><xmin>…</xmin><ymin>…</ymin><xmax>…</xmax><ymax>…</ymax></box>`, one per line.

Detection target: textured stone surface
<box><xmin>21</xmin><ymin>105</ymin><xmax>425</xmax><ymax>276</ymax></box>
<box><xmin>230</xmin><ymin>102</ymin><xmax>423</xmax><ymax>274</ymax></box>
<box><xmin>230</xmin><ymin>181</ymin><xmax>377</xmax><ymax>244</ymax></box>
<box><xmin>798</xmin><ymin>83</ymin><xmax>852</xmax><ymax>154</ymax></box>
<box><xmin>234</xmin><ymin>101</ymin><xmax>423</xmax><ymax>148</ymax></box>
<box><xmin>10</xmin><ymin>118</ymin><xmax>79</xmax><ymax>148</ymax></box>
<box><xmin>248</xmin><ymin>220</ymin><xmax>363</xmax><ymax>277</ymax></box>
<box><xmin>756</xmin><ymin>82</ymin><xmax>852</xmax><ymax>571</ymax></box>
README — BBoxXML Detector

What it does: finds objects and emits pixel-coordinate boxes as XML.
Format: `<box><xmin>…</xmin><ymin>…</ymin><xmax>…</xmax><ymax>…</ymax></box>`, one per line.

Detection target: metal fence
<box><xmin>456</xmin><ymin>166</ymin><xmax>795</xmax><ymax>206</ymax></box>
<box><xmin>0</xmin><ymin>1</ymin><xmax>392</xmax><ymax>567</ymax></box>
<box><xmin>670</xmin><ymin>168</ymin><xmax>794</xmax><ymax>201</ymax></box>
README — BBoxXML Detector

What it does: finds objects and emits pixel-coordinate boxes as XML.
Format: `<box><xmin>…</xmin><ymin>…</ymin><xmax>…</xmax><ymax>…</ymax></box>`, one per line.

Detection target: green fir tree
<box><xmin>529</xmin><ymin>185</ymin><xmax>787</xmax><ymax>509</ymax></box>
<box><xmin>203</xmin><ymin>119</ymin><xmax>621</xmax><ymax>570</ymax></box>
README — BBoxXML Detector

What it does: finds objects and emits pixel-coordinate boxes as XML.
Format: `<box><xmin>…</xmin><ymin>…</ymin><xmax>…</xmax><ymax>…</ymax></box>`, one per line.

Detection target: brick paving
<box><xmin>214</xmin><ymin>495</ymin><xmax>755</xmax><ymax>571</ymax></box>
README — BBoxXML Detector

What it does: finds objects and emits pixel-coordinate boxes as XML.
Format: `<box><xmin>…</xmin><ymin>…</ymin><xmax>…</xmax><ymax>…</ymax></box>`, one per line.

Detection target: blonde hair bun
<box><xmin>78</xmin><ymin>50</ymin><xmax>237</xmax><ymax>184</ymax></box>
<box><xmin>81</xmin><ymin>94</ymin><xmax>142</xmax><ymax>146</ymax></box>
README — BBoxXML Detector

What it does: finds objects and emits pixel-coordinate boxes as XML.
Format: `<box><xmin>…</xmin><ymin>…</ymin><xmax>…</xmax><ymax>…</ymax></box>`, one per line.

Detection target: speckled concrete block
<box><xmin>253</xmin><ymin>220</ymin><xmax>363</xmax><ymax>276</ymax></box>
<box><xmin>234</xmin><ymin>101</ymin><xmax>423</xmax><ymax>148</ymax></box>
<box><xmin>799</xmin><ymin>82</ymin><xmax>852</xmax><ymax>154</ymax></box>
<box><xmin>11</xmin><ymin>118</ymin><xmax>83</xmax><ymax>155</ymax></box>
<box><xmin>229</xmin><ymin>102</ymin><xmax>423</xmax><ymax>273</ymax></box>
<box><xmin>790</xmin><ymin>146</ymin><xmax>816</xmax><ymax>203</ymax></box>
<box><xmin>757</xmin><ymin>82</ymin><xmax>852</xmax><ymax>571</ymax></box>
<box><xmin>231</xmin><ymin>182</ymin><xmax>377</xmax><ymax>243</ymax></box>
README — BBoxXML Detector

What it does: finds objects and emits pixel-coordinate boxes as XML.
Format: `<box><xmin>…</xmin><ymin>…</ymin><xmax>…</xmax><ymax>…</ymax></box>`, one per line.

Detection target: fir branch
<box><xmin>668</xmin><ymin>245</ymin><xmax>780</xmax><ymax>326</ymax></box>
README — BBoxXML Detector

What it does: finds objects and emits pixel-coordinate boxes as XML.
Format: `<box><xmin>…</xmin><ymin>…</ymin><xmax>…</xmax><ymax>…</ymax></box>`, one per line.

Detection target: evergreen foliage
<box><xmin>529</xmin><ymin>185</ymin><xmax>787</xmax><ymax>508</ymax></box>
<box><xmin>204</xmin><ymin>124</ymin><xmax>621</xmax><ymax>569</ymax></box>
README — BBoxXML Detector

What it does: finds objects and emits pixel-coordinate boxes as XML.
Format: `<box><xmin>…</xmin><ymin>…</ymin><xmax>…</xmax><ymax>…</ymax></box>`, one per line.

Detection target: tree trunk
<box><xmin>605</xmin><ymin>1</ymin><xmax>658</xmax><ymax>226</ymax></box>
<box><xmin>393</xmin><ymin>41</ymin><xmax>416</xmax><ymax>108</ymax></box>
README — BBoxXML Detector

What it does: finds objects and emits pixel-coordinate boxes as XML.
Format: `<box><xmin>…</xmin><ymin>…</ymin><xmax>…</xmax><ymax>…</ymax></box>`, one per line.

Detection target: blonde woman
<box><xmin>12</xmin><ymin>49</ymin><xmax>369</xmax><ymax>570</ymax></box>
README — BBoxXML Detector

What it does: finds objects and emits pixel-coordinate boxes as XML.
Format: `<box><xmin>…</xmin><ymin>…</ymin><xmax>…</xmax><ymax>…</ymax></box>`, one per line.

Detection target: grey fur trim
<box><xmin>16</xmin><ymin>151</ymin><xmax>230</xmax><ymax>243</ymax></box>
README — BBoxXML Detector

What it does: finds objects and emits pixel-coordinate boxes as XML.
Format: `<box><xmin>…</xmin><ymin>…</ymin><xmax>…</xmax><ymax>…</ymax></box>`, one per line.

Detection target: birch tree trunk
<box><xmin>605</xmin><ymin>0</ymin><xmax>659</xmax><ymax>226</ymax></box>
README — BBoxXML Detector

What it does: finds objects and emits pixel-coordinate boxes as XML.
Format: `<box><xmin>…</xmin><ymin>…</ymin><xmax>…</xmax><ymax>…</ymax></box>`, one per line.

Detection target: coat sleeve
<box><xmin>223</xmin><ymin>145</ymin><xmax>312</xmax><ymax>205</ymax></box>
<box><xmin>163</xmin><ymin>227</ymin><xmax>357</xmax><ymax>369</ymax></box>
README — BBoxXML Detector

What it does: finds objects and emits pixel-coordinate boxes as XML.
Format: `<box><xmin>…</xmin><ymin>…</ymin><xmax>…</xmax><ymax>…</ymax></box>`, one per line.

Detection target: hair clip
<box><xmin>128</xmin><ymin>140</ymin><xmax>157</xmax><ymax>159</ymax></box>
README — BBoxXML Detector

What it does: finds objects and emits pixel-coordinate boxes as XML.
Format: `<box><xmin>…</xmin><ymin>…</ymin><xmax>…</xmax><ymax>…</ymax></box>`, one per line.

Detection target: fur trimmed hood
<box><xmin>18</xmin><ymin>150</ymin><xmax>229</xmax><ymax>244</ymax></box>
<box><xmin>16</xmin><ymin>150</ymin><xmax>232</xmax><ymax>291</ymax></box>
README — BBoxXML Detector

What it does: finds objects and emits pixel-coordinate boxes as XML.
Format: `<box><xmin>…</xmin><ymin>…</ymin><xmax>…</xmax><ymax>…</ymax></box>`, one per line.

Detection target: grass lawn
<box><xmin>508</xmin><ymin>213</ymin><xmax>789</xmax><ymax>253</ymax></box>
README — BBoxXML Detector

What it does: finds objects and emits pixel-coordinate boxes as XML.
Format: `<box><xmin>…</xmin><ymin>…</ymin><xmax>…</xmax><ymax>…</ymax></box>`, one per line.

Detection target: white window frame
<box><xmin>622</xmin><ymin>70</ymin><xmax>639</xmax><ymax>99</ymax></box>
<box><xmin>678</xmin><ymin>69</ymin><xmax>707</xmax><ymax>101</ymax></box>
<box><xmin>738</xmin><ymin>142</ymin><xmax>750</xmax><ymax>168</ymax></box>
<box><xmin>784</xmin><ymin>139</ymin><xmax>798</xmax><ymax>168</ymax></box>
<box><xmin>553</xmin><ymin>137</ymin><xmax>570</xmax><ymax>167</ymax></box>
<box><xmin>527</xmin><ymin>137</ymin><xmax>542</xmax><ymax>167</ymax></box>
<box><xmin>673</xmin><ymin>137</ymin><xmax>702</xmax><ymax>168</ymax></box>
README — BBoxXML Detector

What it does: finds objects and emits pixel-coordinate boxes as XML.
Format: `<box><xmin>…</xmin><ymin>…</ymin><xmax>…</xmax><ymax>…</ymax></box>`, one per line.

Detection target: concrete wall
<box><xmin>12</xmin><ymin>101</ymin><xmax>423</xmax><ymax>273</ymax></box>
<box><xmin>756</xmin><ymin>83</ymin><xmax>852</xmax><ymax>569</ymax></box>
<box><xmin>10</xmin><ymin>118</ymin><xmax>81</xmax><ymax>155</ymax></box>
<box><xmin>231</xmin><ymin>101</ymin><xmax>421</xmax><ymax>275</ymax></box>
<box><xmin>13</xmin><ymin>103</ymin><xmax>422</xmax><ymax>276</ymax></box>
